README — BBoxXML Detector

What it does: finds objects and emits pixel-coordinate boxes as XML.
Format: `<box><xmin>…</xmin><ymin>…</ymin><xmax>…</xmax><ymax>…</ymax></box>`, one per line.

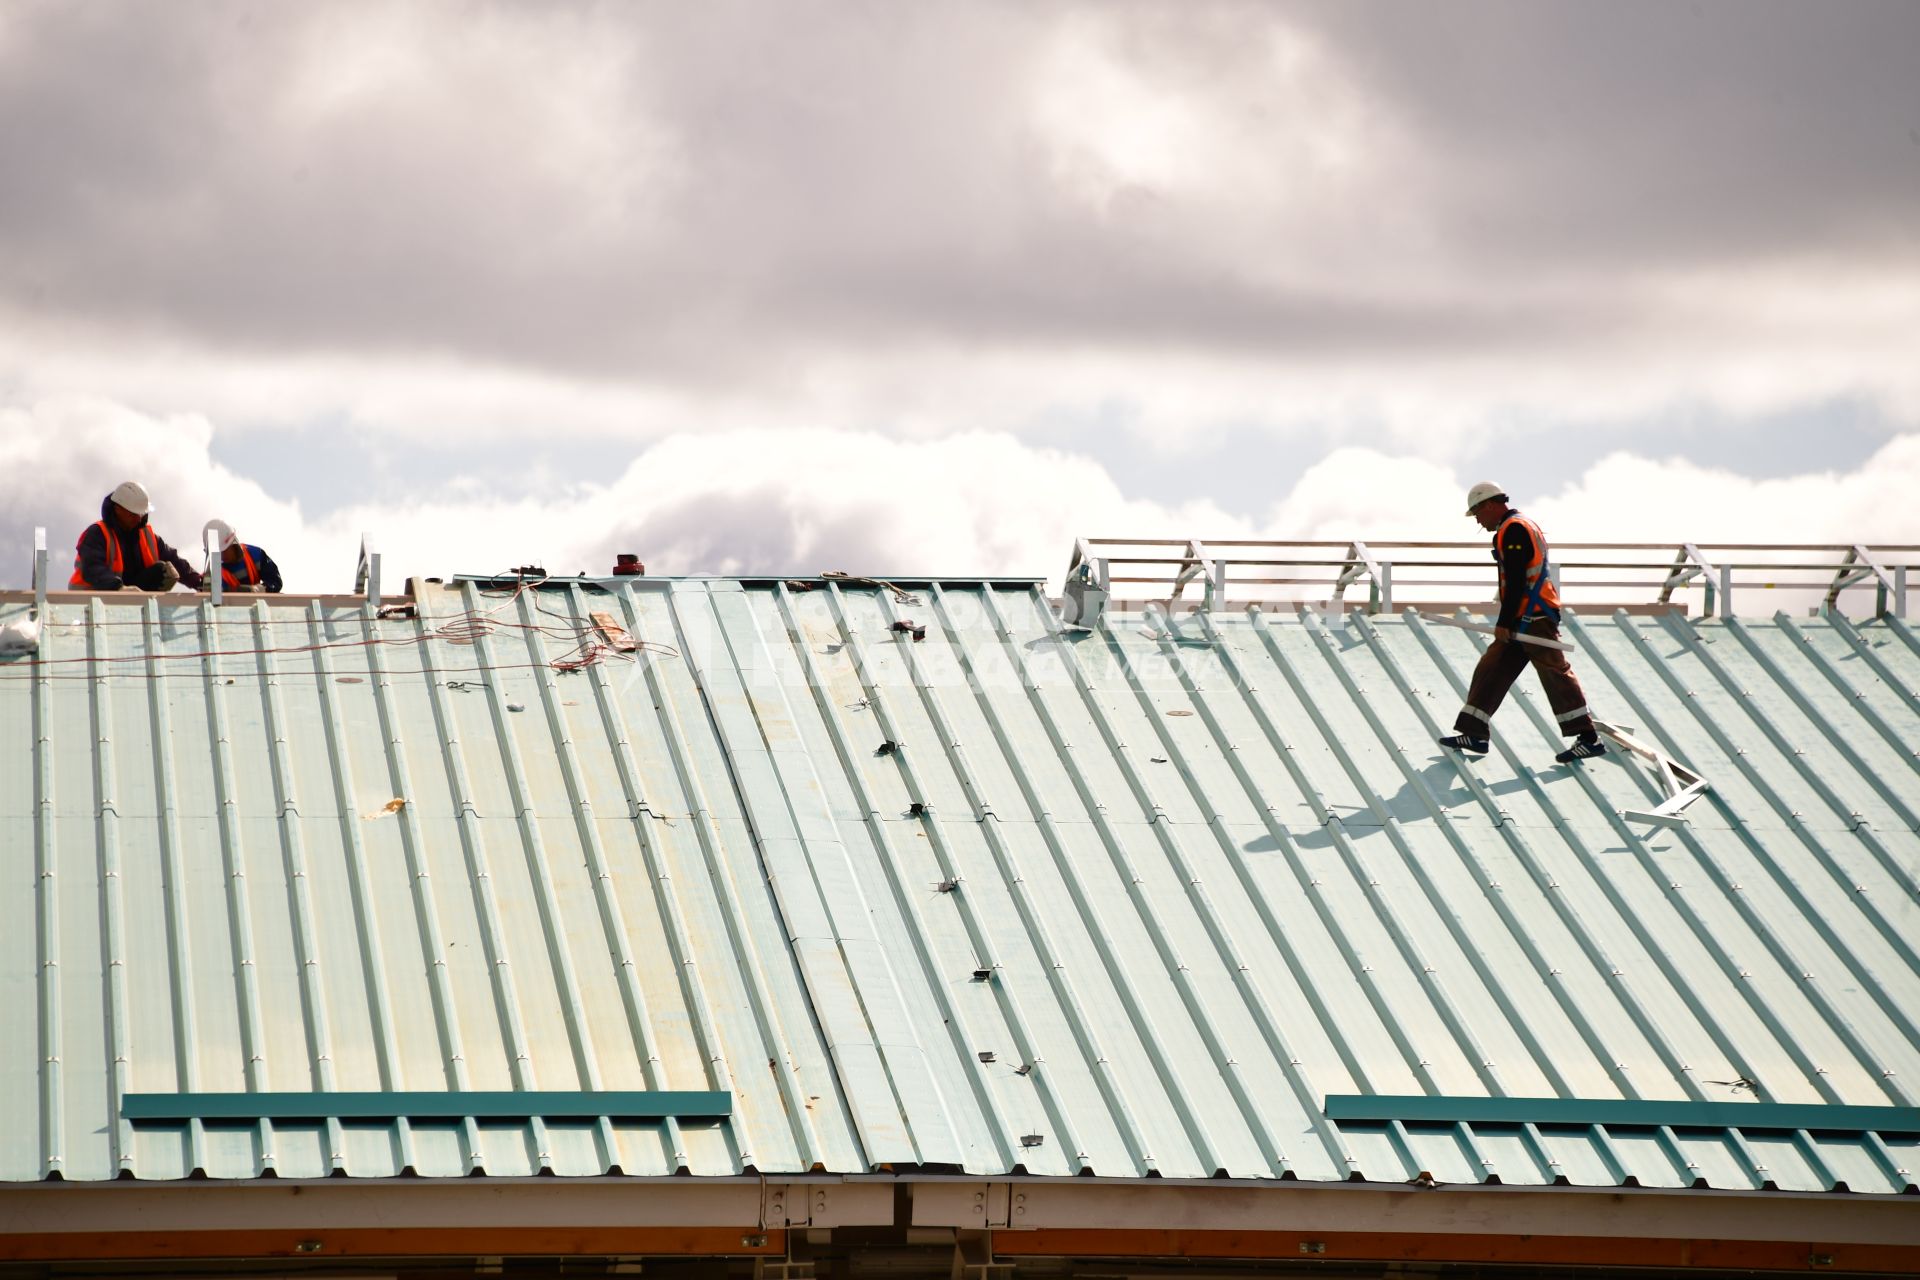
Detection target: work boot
<box><xmin>1437</xmin><ymin>733</ymin><xmax>1489</xmax><ymax>756</ymax></box>
<box><xmin>1555</xmin><ymin>734</ymin><xmax>1607</xmax><ymax>763</ymax></box>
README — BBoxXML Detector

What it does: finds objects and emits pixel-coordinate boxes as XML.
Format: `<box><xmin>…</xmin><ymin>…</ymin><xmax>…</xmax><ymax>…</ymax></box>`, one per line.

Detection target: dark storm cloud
<box><xmin>1296</xmin><ymin>2</ymin><xmax>1920</xmax><ymax>273</ymax></box>
<box><xmin>0</xmin><ymin>0</ymin><xmax>1915</xmax><ymax>384</ymax></box>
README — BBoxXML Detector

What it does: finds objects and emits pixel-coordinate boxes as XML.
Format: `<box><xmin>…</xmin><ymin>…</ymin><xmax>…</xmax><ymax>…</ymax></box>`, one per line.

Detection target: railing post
<box><xmin>1717</xmin><ymin>564</ymin><xmax>1732</xmax><ymax>620</ymax></box>
<box><xmin>354</xmin><ymin>533</ymin><xmax>381</xmax><ymax>607</ymax></box>
<box><xmin>1377</xmin><ymin>560</ymin><xmax>1393</xmax><ymax>614</ymax></box>
<box><xmin>204</xmin><ymin>524</ymin><xmax>224</xmax><ymax>606</ymax></box>
<box><xmin>1895</xmin><ymin>566</ymin><xmax>1908</xmax><ymax>620</ymax></box>
<box><xmin>32</xmin><ymin>527</ymin><xmax>48</xmax><ymax>617</ymax></box>
<box><xmin>1345</xmin><ymin>540</ymin><xmax>1388</xmax><ymax>614</ymax></box>
<box><xmin>1182</xmin><ymin>539</ymin><xmax>1221</xmax><ymax>612</ymax></box>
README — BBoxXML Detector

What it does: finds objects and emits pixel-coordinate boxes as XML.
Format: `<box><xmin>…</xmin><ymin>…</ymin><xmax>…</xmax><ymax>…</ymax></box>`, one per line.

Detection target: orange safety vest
<box><xmin>1493</xmin><ymin>511</ymin><xmax>1562</xmax><ymax>619</ymax></box>
<box><xmin>220</xmin><ymin>544</ymin><xmax>260</xmax><ymax>589</ymax></box>
<box><xmin>70</xmin><ymin>520</ymin><xmax>158</xmax><ymax>588</ymax></box>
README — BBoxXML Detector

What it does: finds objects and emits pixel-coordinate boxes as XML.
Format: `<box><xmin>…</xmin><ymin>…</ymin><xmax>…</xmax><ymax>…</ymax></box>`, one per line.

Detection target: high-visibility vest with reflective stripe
<box><xmin>1494</xmin><ymin>511</ymin><xmax>1561</xmax><ymax>619</ymax></box>
<box><xmin>70</xmin><ymin>520</ymin><xmax>158</xmax><ymax>588</ymax></box>
<box><xmin>220</xmin><ymin>544</ymin><xmax>260</xmax><ymax>589</ymax></box>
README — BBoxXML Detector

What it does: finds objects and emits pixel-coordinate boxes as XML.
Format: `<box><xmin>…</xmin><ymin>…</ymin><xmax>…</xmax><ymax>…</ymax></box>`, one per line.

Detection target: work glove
<box><xmin>138</xmin><ymin>562</ymin><xmax>181</xmax><ymax>592</ymax></box>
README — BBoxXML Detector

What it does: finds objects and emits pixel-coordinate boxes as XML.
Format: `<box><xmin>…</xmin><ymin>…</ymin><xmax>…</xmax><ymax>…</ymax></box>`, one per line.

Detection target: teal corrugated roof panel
<box><xmin>2</xmin><ymin>580</ymin><xmax>1917</xmax><ymax>1191</ymax></box>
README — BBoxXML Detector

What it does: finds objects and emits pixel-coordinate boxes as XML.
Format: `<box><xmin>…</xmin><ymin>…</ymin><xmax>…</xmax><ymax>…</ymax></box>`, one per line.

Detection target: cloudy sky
<box><xmin>2</xmin><ymin>0</ymin><xmax>1917</xmax><ymax>592</ymax></box>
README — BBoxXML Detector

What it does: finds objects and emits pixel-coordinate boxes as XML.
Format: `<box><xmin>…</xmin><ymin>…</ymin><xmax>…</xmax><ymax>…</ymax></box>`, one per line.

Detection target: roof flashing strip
<box><xmin>1324</xmin><ymin>1095</ymin><xmax>1920</xmax><ymax>1134</ymax></box>
<box><xmin>121</xmin><ymin>1091</ymin><xmax>733</xmax><ymax>1122</ymax></box>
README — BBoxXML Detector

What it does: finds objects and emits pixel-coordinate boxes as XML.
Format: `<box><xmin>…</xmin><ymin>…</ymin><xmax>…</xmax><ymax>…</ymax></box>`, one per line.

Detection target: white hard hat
<box><xmin>1464</xmin><ymin>481</ymin><xmax>1506</xmax><ymax>515</ymax></box>
<box><xmin>109</xmin><ymin>480</ymin><xmax>151</xmax><ymax>516</ymax></box>
<box><xmin>204</xmin><ymin>518</ymin><xmax>238</xmax><ymax>551</ymax></box>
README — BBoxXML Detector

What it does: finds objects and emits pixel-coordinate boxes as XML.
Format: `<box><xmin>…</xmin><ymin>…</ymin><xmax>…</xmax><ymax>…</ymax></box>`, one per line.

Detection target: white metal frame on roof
<box><xmin>1073</xmin><ymin>538</ymin><xmax>1919</xmax><ymax>619</ymax></box>
<box><xmin>1593</xmin><ymin>719</ymin><xmax>1711</xmax><ymax>829</ymax></box>
<box><xmin>1826</xmin><ymin>544</ymin><xmax>1908</xmax><ymax>619</ymax></box>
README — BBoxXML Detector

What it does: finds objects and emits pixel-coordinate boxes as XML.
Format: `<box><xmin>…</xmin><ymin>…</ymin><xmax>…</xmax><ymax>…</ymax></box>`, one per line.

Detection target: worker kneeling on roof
<box><xmin>70</xmin><ymin>481</ymin><xmax>205</xmax><ymax>593</ymax></box>
<box><xmin>206</xmin><ymin>519</ymin><xmax>283</xmax><ymax>593</ymax></box>
<box><xmin>1438</xmin><ymin>482</ymin><xmax>1606</xmax><ymax>764</ymax></box>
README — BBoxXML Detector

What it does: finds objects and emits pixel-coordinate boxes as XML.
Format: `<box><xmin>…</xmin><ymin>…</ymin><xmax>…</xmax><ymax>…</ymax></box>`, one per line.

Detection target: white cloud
<box><xmin>1253</xmin><ymin>436</ymin><xmax>1920</xmax><ymax>547</ymax></box>
<box><xmin>1258</xmin><ymin>447</ymin><xmax>1464</xmax><ymax>539</ymax></box>
<box><xmin>7</xmin><ymin>400</ymin><xmax>1918</xmax><ymax>600</ymax></box>
<box><xmin>1535</xmin><ymin>437</ymin><xmax>1920</xmax><ymax>545</ymax></box>
<box><xmin>0</xmin><ymin>399</ymin><xmax>1244</xmax><ymax>591</ymax></box>
<box><xmin>0</xmin><ymin>397</ymin><xmax>310</xmax><ymax>582</ymax></box>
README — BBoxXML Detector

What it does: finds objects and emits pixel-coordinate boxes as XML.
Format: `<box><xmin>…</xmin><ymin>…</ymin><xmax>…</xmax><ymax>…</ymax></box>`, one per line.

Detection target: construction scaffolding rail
<box><xmin>1068</xmin><ymin>538</ymin><xmax>1917</xmax><ymax>620</ymax></box>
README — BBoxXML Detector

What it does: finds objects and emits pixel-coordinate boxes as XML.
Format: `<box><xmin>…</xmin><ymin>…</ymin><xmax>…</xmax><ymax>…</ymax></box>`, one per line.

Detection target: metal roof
<box><xmin>2</xmin><ymin>575</ymin><xmax>1917</xmax><ymax>1192</ymax></box>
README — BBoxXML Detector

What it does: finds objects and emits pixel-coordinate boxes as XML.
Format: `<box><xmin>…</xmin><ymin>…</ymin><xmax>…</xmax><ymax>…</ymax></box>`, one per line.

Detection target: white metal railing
<box><xmin>22</xmin><ymin>526</ymin><xmax>389</xmax><ymax>603</ymax></box>
<box><xmin>1067</xmin><ymin>538</ymin><xmax>1918</xmax><ymax>620</ymax></box>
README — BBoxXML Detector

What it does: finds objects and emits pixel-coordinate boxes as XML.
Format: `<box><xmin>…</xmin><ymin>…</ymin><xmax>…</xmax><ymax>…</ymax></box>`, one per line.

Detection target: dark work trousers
<box><xmin>1452</xmin><ymin>617</ymin><xmax>1595</xmax><ymax>739</ymax></box>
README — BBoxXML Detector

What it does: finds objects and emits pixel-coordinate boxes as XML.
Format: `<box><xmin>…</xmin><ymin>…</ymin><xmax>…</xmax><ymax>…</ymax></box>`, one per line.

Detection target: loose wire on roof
<box><xmin>819</xmin><ymin>571</ymin><xmax>921</xmax><ymax>605</ymax></box>
<box><xmin>0</xmin><ymin>568</ymin><xmax>677</xmax><ymax>682</ymax></box>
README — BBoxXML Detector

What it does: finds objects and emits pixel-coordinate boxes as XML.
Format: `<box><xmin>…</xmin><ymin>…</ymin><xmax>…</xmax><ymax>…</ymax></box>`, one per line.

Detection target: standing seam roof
<box><xmin>1</xmin><ymin>578</ymin><xmax>1917</xmax><ymax>1191</ymax></box>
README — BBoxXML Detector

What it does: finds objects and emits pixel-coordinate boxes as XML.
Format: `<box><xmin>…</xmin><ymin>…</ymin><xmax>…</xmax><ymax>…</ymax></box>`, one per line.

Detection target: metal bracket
<box><xmin>1825</xmin><ymin>544</ymin><xmax>1905</xmax><ymax>619</ymax></box>
<box><xmin>1066</xmin><ymin>537</ymin><xmax>1111</xmax><ymax>593</ymax></box>
<box><xmin>755</xmin><ymin>1236</ymin><xmax>815</xmax><ymax>1280</ymax></box>
<box><xmin>1594</xmin><ymin>719</ymin><xmax>1710</xmax><ymax>828</ymax></box>
<box><xmin>1170</xmin><ymin>539</ymin><xmax>1224</xmax><ymax>611</ymax></box>
<box><xmin>1062</xmin><ymin>537</ymin><xmax>1111</xmax><ymax>629</ymax></box>
<box><xmin>353</xmin><ymin>532</ymin><xmax>381</xmax><ymax>605</ymax></box>
<box><xmin>1061</xmin><ymin>559</ymin><xmax>1108</xmax><ymax>631</ymax></box>
<box><xmin>952</xmin><ymin>1229</ymin><xmax>1014</xmax><ymax>1280</ymax></box>
<box><xmin>1659</xmin><ymin>543</ymin><xmax>1725</xmax><ymax>619</ymax></box>
<box><xmin>1332</xmin><ymin>541</ymin><xmax>1393</xmax><ymax>614</ymax></box>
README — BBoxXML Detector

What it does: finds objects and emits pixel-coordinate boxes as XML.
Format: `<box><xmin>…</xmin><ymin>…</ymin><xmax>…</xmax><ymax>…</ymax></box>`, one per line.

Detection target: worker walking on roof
<box><xmin>205</xmin><ymin>520</ymin><xmax>283</xmax><ymax>593</ymax></box>
<box><xmin>70</xmin><ymin>481</ymin><xmax>205</xmax><ymax>593</ymax></box>
<box><xmin>1438</xmin><ymin>483</ymin><xmax>1606</xmax><ymax>763</ymax></box>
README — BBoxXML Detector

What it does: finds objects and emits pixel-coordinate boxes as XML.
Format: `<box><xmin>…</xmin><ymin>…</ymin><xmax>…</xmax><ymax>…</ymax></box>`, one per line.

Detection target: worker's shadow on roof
<box><xmin>1394</xmin><ymin>759</ymin><xmax>1536</xmax><ymax>810</ymax></box>
<box><xmin>1240</xmin><ymin>762</ymin><xmax>1537</xmax><ymax>855</ymax></box>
